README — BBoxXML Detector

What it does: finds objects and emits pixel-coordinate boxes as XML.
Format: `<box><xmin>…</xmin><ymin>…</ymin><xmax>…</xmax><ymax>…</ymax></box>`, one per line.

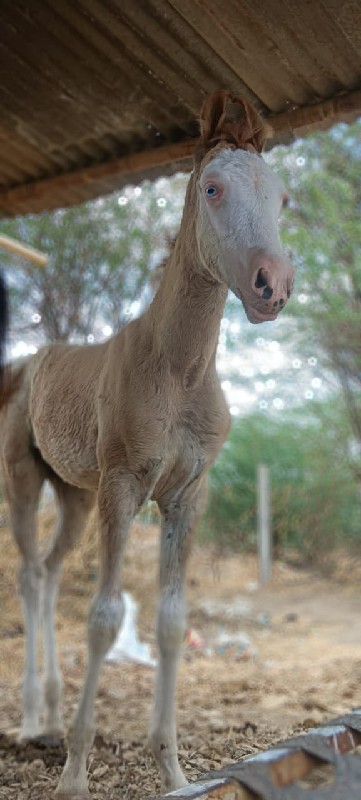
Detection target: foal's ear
<box><xmin>198</xmin><ymin>91</ymin><xmax>271</xmax><ymax>155</ymax></box>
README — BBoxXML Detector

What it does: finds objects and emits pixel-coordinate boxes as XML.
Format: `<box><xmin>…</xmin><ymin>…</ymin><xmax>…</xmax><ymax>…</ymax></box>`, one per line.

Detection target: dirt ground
<box><xmin>1</xmin><ymin>504</ymin><xmax>361</xmax><ymax>799</ymax></box>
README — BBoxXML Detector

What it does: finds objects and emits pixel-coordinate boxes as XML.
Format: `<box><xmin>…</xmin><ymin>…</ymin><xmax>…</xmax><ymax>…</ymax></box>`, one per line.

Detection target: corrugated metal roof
<box><xmin>0</xmin><ymin>0</ymin><xmax>360</xmax><ymax>217</ymax></box>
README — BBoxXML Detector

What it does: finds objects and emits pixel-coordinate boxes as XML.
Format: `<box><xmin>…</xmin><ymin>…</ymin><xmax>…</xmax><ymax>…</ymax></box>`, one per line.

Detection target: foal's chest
<box><xmin>148</xmin><ymin>404</ymin><xmax>229</xmax><ymax>502</ymax></box>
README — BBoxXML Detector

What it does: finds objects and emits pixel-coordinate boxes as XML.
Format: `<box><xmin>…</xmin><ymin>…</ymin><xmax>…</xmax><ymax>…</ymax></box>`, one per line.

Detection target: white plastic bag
<box><xmin>105</xmin><ymin>592</ymin><xmax>156</xmax><ymax>667</ymax></box>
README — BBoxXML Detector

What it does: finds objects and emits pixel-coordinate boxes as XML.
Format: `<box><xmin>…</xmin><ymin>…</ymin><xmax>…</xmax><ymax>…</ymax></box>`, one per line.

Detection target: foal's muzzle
<box><xmin>236</xmin><ymin>251</ymin><xmax>295</xmax><ymax>324</ymax></box>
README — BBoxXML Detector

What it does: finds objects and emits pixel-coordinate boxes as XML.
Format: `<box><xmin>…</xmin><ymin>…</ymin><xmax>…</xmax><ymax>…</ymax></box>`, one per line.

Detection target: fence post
<box><xmin>257</xmin><ymin>463</ymin><xmax>272</xmax><ymax>586</ymax></box>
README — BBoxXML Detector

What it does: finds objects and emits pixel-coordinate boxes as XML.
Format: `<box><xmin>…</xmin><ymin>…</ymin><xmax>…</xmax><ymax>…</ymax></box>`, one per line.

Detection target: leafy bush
<box><xmin>202</xmin><ymin>406</ymin><xmax>360</xmax><ymax>560</ymax></box>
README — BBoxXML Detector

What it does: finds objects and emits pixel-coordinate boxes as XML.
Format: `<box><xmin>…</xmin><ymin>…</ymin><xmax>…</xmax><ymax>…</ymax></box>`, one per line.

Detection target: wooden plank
<box><xmin>0</xmin><ymin>234</ymin><xmax>48</xmax><ymax>266</ymax></box>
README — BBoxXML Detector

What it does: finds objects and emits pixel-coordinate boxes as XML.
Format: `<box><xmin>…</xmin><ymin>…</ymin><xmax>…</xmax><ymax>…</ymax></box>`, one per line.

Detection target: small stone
<box><xmin>109</xmin><ymin>774</ymin><xmax>121</xmax><ymax>788</ymax></box>
<box><xmin>284</xmin><ymin>612</ymin><xmax>298</xmax><ymax>623</ymax></box>
<box><xmin>122</xmin><ymin>750</ymin><xmax>136</xmax><ymax>763</ymax></box>
<box><xmin>30</xmin><ymin>758</ymin><xmax>46</xmax><ymax>770</ymax></box>
<box><xmin>92</xmin><ymin>764</ymin><xmax>109</xmax><ymax>779</ymax></box>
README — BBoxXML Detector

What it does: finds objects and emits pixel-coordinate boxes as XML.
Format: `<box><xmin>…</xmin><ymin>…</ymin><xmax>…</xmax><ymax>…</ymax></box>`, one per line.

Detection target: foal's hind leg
<box><xmin>41</xmin><ymin>482</ymin><xmax>95</xmax><ymax>737</ymax></box>
<box><xmin>4</xmin><ymin>455</ymin><xmax>45</xmax><ymax>740</ymax></box>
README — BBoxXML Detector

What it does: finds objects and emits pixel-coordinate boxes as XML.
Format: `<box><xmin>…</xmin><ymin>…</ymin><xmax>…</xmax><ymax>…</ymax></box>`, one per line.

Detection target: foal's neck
<box><xmin>148</xmin><ymin>237</ymin><xmax>227</xmax><ymax>377</ymax></box>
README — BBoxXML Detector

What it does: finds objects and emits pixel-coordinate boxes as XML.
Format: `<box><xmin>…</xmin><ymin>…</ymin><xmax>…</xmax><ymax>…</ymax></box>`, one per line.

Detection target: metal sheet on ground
<box><xmin>158</xmin><ymin>710</ymin><xmax>361</xmax><ymax>799</ymax></box>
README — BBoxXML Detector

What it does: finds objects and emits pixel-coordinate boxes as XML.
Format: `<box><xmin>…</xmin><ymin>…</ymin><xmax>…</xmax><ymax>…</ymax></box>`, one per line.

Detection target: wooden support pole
<box><xmin>0</xmin><ymin>234</ymin><xmax>48</xmax><ymax>266</ymax></box>
<box><xmin>257</xmin><ymin>464</ymin><xmax>272</xmax><ymax>586</ymax></box>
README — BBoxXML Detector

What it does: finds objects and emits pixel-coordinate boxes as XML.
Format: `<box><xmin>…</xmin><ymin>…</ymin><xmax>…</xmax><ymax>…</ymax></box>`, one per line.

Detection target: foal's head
<box><xmin>194</xmin><ymin>91</ymin><xmax>294</xmax><ymax>323</ymax></box>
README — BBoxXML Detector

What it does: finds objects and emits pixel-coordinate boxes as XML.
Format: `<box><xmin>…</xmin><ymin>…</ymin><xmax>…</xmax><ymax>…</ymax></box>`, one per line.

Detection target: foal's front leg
<box><xmin>56</xmin><ymin>463</ymin><xmax>162</xmax><ymax>799</ymax></box>
<box><xmin>150</xmin><ymin>480</ymin><xmax>207</xmax><ymax>793</ymax></box>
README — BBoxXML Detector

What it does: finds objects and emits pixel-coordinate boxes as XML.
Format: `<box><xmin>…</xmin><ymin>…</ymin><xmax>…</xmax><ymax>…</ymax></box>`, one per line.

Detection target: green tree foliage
<box><xmin>269</xmin><ymin>121</ymin><xmax>361</xmax><ymax>478</ymax></box>
<box><xmin>203</xmin><ymin>407</ymin><xmax>360</xmax><ymax>559</ymax></box>
<box><xmin>0</xmin><ymin>176</ymin><xmax>187</xmax><ymax>343</ymax></box>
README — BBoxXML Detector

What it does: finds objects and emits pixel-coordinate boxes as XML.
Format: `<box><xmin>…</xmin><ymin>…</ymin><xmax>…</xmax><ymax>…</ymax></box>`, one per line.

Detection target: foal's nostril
<box><xmin>256</xmin><ymin>269</ymin><xmax>273</xmax><ymax>300</ymax></box>
<box><xmin>255</xmin><ymin>269</ymin><xmax>268</xmax><ymax>289</ymax></box>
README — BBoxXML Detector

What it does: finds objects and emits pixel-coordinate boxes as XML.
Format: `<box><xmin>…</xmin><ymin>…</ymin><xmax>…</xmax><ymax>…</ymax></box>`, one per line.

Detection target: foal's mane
<box><xmin>195</xmin><ymin>90</ymin><xmax>271</xmax><ymax>163</ymax></box>
<box><xmin>149</xmin><ymin>235</ymin><xmax>177</xmax><ymax>291</ymax></box>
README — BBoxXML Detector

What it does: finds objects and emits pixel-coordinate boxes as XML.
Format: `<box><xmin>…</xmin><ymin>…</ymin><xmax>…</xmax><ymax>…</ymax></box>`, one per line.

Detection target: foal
<box><xmin>0</xmin><ymin>91</ymin><xmax>294</xmax><ymax>797</ymax></box>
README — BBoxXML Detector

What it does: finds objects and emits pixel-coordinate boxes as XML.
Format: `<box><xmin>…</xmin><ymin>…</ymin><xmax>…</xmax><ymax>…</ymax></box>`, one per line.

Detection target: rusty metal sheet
<box><xmin>282</xmin><ymin>753</ymin><xmax>361</xmax><ymax>798</ymax></box>
<box><xmin>158</xmin><ymin>710</ymin><xmax>361</xmax><ymax>799</ymax></box>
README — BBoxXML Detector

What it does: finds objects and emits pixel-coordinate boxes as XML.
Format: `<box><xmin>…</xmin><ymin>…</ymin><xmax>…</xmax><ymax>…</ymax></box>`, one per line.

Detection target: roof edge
<box><xmin>1</xmin><ymin>89</ymin><xmax>360</xmax><ymax>217</ymax></box>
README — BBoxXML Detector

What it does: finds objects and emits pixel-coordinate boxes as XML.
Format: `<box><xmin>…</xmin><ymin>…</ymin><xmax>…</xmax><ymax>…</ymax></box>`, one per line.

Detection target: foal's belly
<box><xmin>50</xmin><ymin>459</ymin><xmax>100</xmax><ymax>491</ymax></box>
<box><xmin>27</xmin><ymin>345</ymin><xmax>101</xmax><ymax>490</ymax></box>
<box><xmin>34</xmin><ymin>423</ymin><xmax>100</xmax><ymax>491</ymax></box>
<box><xmin>31</xmin><ymin>394</ymin><xmax>100</xmax><ymax>490</ymax></box>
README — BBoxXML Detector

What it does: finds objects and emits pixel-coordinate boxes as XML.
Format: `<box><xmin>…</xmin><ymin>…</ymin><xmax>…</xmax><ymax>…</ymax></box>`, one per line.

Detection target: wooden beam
<box><xmin>0</xmin><ymin>88</ymin><xmax>360</xmax><ymax>215</ymax></box>
<box><xmin>270</xmin><ymin>88</ymin><xmax>361</xmax><ymax>136</ymax></box>
<box><xmin>0</xmin><ymin>234</ymin><xmax>48</xmax><ymax>266</ymax></box>
<box><xmin>0</xmin><ymin>140</ymin><xmax>197</xmax><ymax>213</ymax></box>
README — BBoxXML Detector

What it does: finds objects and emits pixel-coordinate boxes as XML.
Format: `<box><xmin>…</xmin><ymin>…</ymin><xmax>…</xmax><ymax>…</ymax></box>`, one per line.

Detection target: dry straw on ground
<box><xmin>1</xmin><ymin>501</ymin><xmax>361</xmax><ymax>799</ymax></box>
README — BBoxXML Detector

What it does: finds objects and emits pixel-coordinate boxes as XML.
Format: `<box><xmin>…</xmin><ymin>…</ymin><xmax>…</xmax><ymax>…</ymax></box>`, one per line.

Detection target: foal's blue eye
<box><xmin>205</xmin><ymin>185</ymin><xmax>218</xmax><ymax>198</ymax></box>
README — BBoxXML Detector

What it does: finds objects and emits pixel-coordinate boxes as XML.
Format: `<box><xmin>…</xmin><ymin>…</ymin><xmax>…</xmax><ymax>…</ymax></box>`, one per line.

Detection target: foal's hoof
<box><xmin>17</xmin><ymin>729</ymin><xmax>41</xmax><ymax>744</ymax></box>
<box><xmin>55</xmin><ymin>777</ymin><xmax>90</xmax><ymax>799</ymax></box>
<box><xmin>55</xmin><ymin>795</ymin><xmax>90</xmax><ymax>800</ymax></box>
<box><xmin>34</xmin><ymin>733</ymin><xmax>63</xmax><ymax>748</ymax></box>
<box><xmin>161</xmin><ymin>770</ymin><xmax>189</xmax><ymax>794</ymax></box>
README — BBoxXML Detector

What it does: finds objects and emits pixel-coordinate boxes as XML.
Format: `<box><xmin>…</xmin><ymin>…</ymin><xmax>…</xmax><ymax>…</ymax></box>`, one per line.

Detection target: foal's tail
<box><xmin>0</xmin><ymin>271</ymin><xmax>8</xmax><ymax>398</ymax></box>
<box><xmin>0</xmin><ymin>362</ymin><xmax>26</xmax><ymax>408</ymax></box>
<box><xmin>0</xmin><ymin>274</ymin><xmax>29</xmax><ymax>407</ymax></box>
